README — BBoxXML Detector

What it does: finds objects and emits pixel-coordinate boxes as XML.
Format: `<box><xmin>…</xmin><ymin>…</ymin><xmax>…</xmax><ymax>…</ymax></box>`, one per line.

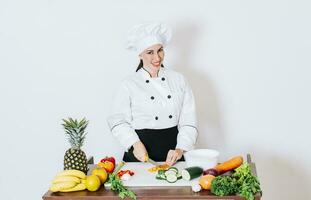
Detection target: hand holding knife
<box><xmin>144</xmin><ymin>154</ymin><xmax>158</xmax><ymax>166</ymax></box>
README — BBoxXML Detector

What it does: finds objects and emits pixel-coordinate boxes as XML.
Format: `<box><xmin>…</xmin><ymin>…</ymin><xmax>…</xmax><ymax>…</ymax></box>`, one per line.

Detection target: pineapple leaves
<box><xmin>62</xmin><ymin>117</ymin><xmax>88</xmax><ymax>149</ymax></box>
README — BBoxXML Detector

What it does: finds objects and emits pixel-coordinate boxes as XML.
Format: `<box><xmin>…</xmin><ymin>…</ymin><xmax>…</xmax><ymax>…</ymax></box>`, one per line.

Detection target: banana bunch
<box><xmin>50</xmin><ymin>170</ymin><xmax>87</xmax><ymax>192</ymax></box>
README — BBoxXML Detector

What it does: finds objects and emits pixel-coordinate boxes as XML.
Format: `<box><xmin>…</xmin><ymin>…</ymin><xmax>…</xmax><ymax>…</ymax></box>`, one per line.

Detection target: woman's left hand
<box><xmin>165</xmin><ymin>148</ymin><xmax>184</xmax><ymax>166</ymax></box>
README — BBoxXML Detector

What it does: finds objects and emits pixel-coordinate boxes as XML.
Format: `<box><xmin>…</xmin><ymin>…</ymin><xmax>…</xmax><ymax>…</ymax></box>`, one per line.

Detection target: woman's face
<box><xmin>139</xmin><ymin>44</ymin><xmax>164</xmax><ymax>69</ymax></box>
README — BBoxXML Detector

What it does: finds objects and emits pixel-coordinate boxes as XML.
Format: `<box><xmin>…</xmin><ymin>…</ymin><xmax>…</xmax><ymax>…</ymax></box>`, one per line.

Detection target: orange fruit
<box><xmin>97</xmin><ymin>161</ymin><xmax>115</xmax><ymax>173</ymax></box>
<box><xmin>85</xmin><ymin>175</ymin><xmax>101</xmax><ymax>191</ymax></box>
<box><xmin>199</xmin><ymin>175</ymin><xmax>215</xmax><ymax>190</ymax></box>
<box><xmin>103</xmin><ymin>161</ymin><xmax>115</xmax><ymax>173</ymax></box>
<box><xmin>92</xmin><ymin>167</ymin><xmax>108</xmax><ymax>184</ymax></box>
<box><xmin>97</xmin><ymin>162</ymin><xmax>106</xmax><ymax>168</ymax></box>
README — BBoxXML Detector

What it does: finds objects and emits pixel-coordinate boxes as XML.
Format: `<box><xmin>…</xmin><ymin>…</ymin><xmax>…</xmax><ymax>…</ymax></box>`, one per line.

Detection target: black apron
<box><xmin>123</xmin><ymin>126</ymin><xmax>185</xmax><ymax>162</ymax></box>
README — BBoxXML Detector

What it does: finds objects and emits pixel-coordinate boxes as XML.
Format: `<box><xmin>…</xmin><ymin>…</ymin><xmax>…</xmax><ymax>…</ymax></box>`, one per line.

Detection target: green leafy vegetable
<box><xmin>108</xmin><ymin>174</ymin><xmax>136</xmax><ymax>200</ymax></box>
<box><xmin>233</xmin><ymin>163</ymin><xmax>261</xmax><ymax>200</ymax></box>
<box><xmin>211</xmin><ymin>163</ymin><xmax>262</xmax><ymax>200</ymax></box>
<box><xmin>107</xmin><ymin>161</ymin><xmax>137</xmax><ymax>200</ymax></box>
<box><xmin>211</xmin><ymin>175</ymin><xmax>238</xmax><ymax>196</ymax></box>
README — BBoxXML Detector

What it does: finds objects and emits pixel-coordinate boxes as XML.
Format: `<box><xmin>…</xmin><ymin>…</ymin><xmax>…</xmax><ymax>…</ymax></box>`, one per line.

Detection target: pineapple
<box><xmin>62</xmin><ymin>118</ymin><xmax>88</xmax><ymax>173</ymax></box>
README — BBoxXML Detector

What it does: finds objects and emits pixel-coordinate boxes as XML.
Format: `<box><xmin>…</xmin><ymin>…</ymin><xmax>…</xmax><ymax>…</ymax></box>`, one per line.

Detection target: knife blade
<box><xmin>144</xmin><ymin>154</ymin><xmax>158</xmax><ymax>166</ymax></box>
<box><xmin>147</xmin><ymin>158</ymin><xmax>158</xmax><ymax>166</ymax></box>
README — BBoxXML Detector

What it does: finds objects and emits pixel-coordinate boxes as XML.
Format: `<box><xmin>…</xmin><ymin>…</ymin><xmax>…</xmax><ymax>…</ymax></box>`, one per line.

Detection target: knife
<box><xmin>144</xmin><ymin>154</ymin><xmax>158</xmax><ymax>166</ymax></box>
<box><xmin>147</xmin><ymin>158</ymin><xmax>159</xmax><ymax>166</ymax></box>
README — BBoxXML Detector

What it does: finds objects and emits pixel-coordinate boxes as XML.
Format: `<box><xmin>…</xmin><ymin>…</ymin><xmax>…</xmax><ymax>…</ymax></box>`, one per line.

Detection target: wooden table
<box><xmin>42</xmin><ymin>154</ymin><xmax>261</xmax><ymax>200</ymax></box>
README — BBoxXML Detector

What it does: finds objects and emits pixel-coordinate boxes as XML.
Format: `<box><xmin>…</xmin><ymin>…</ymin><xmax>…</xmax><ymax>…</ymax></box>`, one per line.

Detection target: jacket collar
<box><xmin>139</xmin><ymin>67</ymin><xmax>165</xmax><ymax>79</ymax></box>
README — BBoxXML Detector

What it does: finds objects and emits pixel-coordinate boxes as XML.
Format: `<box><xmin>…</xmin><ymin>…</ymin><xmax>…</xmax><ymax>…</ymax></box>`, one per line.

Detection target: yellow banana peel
<box><xmin>50</xmin><ymin>181</ymin><xmax>77</xmax><ymax>192</ymax></box>
<box><xmin>56</xmin><ymin>170</ymin><xmax>86</xmax><ymax>180</ymax></box>
<box><xmin>52</xmin><ymin>176</ymin><xmax>81</xmax><ymax>184</ymax></box>
<box><xmin>59</xmin><ymin>183</ymin><xmax>86</xmax><ymax>192</ymax></box>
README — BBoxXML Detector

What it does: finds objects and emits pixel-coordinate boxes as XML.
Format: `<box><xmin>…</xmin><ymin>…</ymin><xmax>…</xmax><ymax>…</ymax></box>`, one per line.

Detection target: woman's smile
<box><xmin>152</xmin><ymin>61</ymin><xmax>161</xmax><ymax>67</ymax></box>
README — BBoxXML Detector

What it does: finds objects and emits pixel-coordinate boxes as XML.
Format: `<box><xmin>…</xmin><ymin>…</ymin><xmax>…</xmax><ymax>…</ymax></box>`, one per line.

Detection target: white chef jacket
<box><xmin>107</xmin><ymin>67</ymin><xmax>198</xmax><ymax>152</ymax></box>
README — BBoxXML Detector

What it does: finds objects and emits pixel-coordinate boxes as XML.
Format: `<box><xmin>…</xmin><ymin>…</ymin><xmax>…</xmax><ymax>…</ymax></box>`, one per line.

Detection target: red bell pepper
<box><xmin>100</xmin><ymin>156</ymin><xmax>116</xmax><ymax>166</ymax></box>
<box><xmin>117</xmin><ymin>170</ymin><xmax>135</xmax><ymax>177</ymax></box>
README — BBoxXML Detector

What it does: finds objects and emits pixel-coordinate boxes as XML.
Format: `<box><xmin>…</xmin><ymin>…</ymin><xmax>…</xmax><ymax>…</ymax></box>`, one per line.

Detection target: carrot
<box><xmin>214</xmin><ymin>156</ymin><xmax>243</xmax><ymax>174</ymax></box>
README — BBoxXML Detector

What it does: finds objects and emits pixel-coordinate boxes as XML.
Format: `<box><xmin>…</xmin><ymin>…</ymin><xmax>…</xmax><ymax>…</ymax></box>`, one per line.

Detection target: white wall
<box><xmin>1</xmin><ymin>0</ymin><xmax>310</xmax><ymax>199</ymax></box>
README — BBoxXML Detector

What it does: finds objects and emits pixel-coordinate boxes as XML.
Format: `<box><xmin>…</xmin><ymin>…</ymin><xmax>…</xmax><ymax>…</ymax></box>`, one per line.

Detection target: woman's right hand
<box><xmin>132</xmin><ymin>141</ymin><xmax>148</xmax><ymax>162</ymax></box>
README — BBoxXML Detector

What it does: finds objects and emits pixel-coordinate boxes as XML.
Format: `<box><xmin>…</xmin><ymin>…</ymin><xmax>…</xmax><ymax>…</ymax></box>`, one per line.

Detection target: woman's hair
<box><xmin>136</xmin><ymin>60</ymin><xmax>164</xmax><ymax>72</ymax></box>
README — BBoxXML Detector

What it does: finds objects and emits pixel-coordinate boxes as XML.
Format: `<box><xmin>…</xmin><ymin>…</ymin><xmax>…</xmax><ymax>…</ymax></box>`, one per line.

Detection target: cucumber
<box><xmin>165</xmin><ymin>170</ymin><xmax>177</xmax><ymax>177</ymax></box>
<box><xmin>168</xmin><ymin>167</ymin><xmax>178</xmax><ymax>173</ymax></box>
<box><xmin>158</xmin><ymin>169</ymin><xmax>166</xmax><ymax>175</ymax></box>
<box><xmin>156</xmin><ymin>169</ymin><xmax>167</xmax><ymax>180</ymax></box>
<box><xmin>156</xmin><ymin>168</ymin><xmax>181</xmax><ymax>183</ymax></box>
<box><xmin>177</xmin><ymin>172</ymin><xmax>182</xmax><ymax>180</ymax></box>
<box><xmin>156</xmin><ymin>173</ymin><xmax>166</xmax><ymax>180</ymax></box>
<box><xmin>166</xmin><ymin>174</ymin><xmax>178</xmax><ymax>183</ymax></box>
<box><xmin>181</xmin><ymin>167</ymin><xmax>203</xmax><ymax>181</ymax></box>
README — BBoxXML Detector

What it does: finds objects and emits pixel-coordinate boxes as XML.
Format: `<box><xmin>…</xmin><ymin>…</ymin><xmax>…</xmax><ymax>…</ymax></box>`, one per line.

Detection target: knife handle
<box><xmin>144</xmin><ymin>154</ymin><xmax>149</xmax><ymax>162</ymax></box>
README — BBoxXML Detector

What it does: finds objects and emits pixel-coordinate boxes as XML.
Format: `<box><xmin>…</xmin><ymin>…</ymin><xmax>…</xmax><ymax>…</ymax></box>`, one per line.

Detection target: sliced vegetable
<box><xmin>214</xmin><ymin>156</ymin><xmax>243</xmax><ymax>175</ymax></box>
<box><xmin>120</xmin><ymin>173</ymin><xmax>131</xmax><ymax>181</ymax></box>
<box><xmin>155</xmin><ymin>167</ymin><xmax>182</xmax><ymax>183</ymax></box>
<box><xmin>181</xmin><ymin>167</ymin><xmax>203</xmax><ymax>181</ymax></box>
<box><xmin>148</xmin><ymin>164</ymin><xmax>170</xmax><ymax>172</ymax></box>
<box><xmin>164</xmin><ymin>170</ymin><xmax>177</xmax><ymax>177</ymax></box>
<box><xmin>117</xmin><ymin>170</ymin><xmax>134</xmax><ymax>178</ymax></box>
<box><xmin>168</xmin><ymin>167</ymin><xmax>178</xmax><ymax>173</ymax></box>
<box><xmin>166</xmin><ymin>173</ymin><xmax>178</xmax><ymax>183</ymax></box>
<box><xmin>155</xmin><ymin>173</ymin><xmax>166</xmax><ymax>180</ymax></box>
<box><xmin>158</xmin><ymin>169</ymin><xmax>166</xmax><ymax>175</ymax></box>
<box><xmin>177</xmin><ymin>172</ymin><xmax>182</xmax><ymax>180</ymax></box>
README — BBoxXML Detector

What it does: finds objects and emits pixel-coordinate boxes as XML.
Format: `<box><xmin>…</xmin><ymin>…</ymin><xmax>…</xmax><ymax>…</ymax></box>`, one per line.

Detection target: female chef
<box><xmin>107</xmin><ymin>22</ymin><xmax>198</xmax><ymax>166</ymax></box>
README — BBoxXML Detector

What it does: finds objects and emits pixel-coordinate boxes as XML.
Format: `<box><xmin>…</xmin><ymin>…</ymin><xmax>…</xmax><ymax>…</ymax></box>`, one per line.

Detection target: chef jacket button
<box><xmin>155</xmin><ymin>116</ymin><xmax>159</xmax><ymax>120</ymax></box>
<box><xmin>169</xmin><ymin>115</ymin><xmax>173</xmax><ymax>119</ymax></box>
<box><xmin>146</xmin><ymin>80</ymin><xmax>149</xmax><ymax>83</ymax></box>
<box><xmin>167</xmin><ymin>95</ymin><xmax>171</xmax><ymax>99</ymax></box>
<box><xmin>161</xmin><ymin>77</ymin><xmax>165</xmax><ymax>81</ymax></box>
<box><xmin>151</xmin><ymin>96</ymin><xmax>155</xmax><ymax>100</ymax></box>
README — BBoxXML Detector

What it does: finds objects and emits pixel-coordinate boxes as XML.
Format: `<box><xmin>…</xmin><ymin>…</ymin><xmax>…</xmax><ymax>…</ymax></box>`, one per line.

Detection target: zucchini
<box><xmin>181</xmin><ymin>167</ymin><xmax>203</xmax><ymax>181</ymax></box>
<box><xmin>156</xmin><ymin>168</ymin><xmax>181</xmax><ymax>183</ymax></box>
<box><xmin>155</xmin><ymin>173</ymin><xmax>166</xmax><ymax>180</ymax></box>
<box><xmin>168</xmin><ymin>167</ymin><xmax>178</xmax><ymax>173</ymax></box>
<box><xmin>158</xmin><ymin>169</ymin><xmax>166</xmax><ymax>175</ymax></box>
<box><xmin>165</xmin><ymin>170</ymin><xmax>177</xmax><ymax>177</ymax></box>
<box><xmin>166</xmin><ymin>174</ymin><xmax>178</xmax><ymax>183</ymax></box>
<box><xmin>177</xmin><ymin>172</ymin><xmax>182</xmax><ymax>180</ymax></box>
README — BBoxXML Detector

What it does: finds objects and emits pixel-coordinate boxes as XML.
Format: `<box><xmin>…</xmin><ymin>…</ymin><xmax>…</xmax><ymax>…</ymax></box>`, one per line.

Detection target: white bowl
<box><xmin>184</xmin><ymin>149</ymin><xmax>219</xmax><ymax>170</ymax></box>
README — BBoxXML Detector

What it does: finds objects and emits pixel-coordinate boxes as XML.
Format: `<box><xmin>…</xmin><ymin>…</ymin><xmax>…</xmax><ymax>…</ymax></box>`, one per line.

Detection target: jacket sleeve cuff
<box><xmin>109</xmin><ymin>124</ymin><xmax>140</xmax><ymax>152</ymax></box>
<box><xmin>176</xmin><ymin>126</ymin><xmax>198</xmax><ymax>152</ymax></box>
<box><xmin>118</xmin><ymin>131</ymin><xmax>140</xmax><ymax>152</ymax></box>
<box><xmin>176</xmin><ymin>142</ymin><xmax>194</xmax><ymax>152</ymax></box>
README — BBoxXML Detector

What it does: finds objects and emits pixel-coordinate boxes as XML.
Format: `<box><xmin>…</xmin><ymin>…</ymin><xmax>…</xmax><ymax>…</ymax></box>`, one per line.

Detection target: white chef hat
<box><xmin>126</xmin><ymin>22</ymin><xmax>172</xmax><ymax>54</ymax></box>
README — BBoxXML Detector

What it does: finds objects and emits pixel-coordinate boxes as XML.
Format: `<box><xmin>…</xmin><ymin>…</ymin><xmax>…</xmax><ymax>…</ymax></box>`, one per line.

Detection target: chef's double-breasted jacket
<box><xmin>107</xmin><ymin>67</ymin><xmax>198</xmax><ymax>152</ymax></box>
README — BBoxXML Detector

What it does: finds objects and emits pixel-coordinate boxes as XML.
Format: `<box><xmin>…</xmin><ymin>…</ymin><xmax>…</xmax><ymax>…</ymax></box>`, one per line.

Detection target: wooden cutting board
<box><xmin>103</xmin><ymin>161</ymin><xmax>198</xmax><ymax>187</ymax></box>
